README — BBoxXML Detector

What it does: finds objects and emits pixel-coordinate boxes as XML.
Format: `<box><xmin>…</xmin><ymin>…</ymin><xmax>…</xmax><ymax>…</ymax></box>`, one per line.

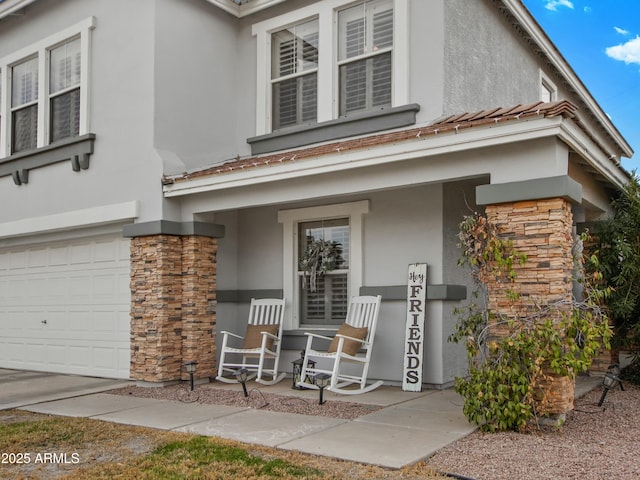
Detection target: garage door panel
<box><xmin>0</xmin><ymin>235</ymin><xmax>131</xmax><ymax>379</ymax></box>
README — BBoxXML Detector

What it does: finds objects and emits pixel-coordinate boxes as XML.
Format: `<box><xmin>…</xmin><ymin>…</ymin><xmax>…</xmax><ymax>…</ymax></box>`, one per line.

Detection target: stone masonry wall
<box><xmin>485</xmin><ymin>198</ymin><xmax>575</xmax><ymax>414</ymax></box>
<box><xmin>181</xmin><ymin>236</ymin><xmax>217</xmax><ymax>380</ymax></box>
<box><xmin>130</xmin><ymin>235</ymin><xmax>217</xmax><ymax>383</ymax></box>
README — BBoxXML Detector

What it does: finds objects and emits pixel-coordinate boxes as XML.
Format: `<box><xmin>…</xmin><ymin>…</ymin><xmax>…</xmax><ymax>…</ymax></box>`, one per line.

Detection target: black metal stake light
<box><xmin>314</xmin><ymin>373</ymin><xmax>331</xmax><ymax>405</ymax></box>
<box><xmin>184</xmin><ymin>361</ymin><xmax>198</xmax><ymax>391</ymax></box>
<box><xmin>598</xmin><ymin>365</ymin><xmax>623</xmax><ymax>407</ymax></box>
<box><xmin>235</xmin><ymin>368</ymin><xmax>249</xmax><ymax>397</ymax></box>
<box><xmin>291</xmin><ymin>350</ymin><xmax>316</xmax><ymax>389</ymax></box>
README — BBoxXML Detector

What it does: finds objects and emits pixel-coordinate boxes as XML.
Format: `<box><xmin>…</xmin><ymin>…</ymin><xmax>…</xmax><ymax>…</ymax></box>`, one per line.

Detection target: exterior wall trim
<box><xmin>476</xmin><ymin>175</ymin><xmax>582</xmax><ymax>206</ymax></box>
<box><xmin>123</xmin><ymin>221</ymin><xmax>225</xmax><ymax>239</ymax></box>
<box><xmin>0</xmin><ymin>200</ymin><xmax>138</xmax><ymax>239</ymax></box>
<box><xmin>247</xmin><ymin>104</ymin><xmax>421</xmax><ymax>155</ymax></box>
<box><xmin>0</xmin><ymin>134</ymin><xmax>95</xmax><ymax>185</ymax></box>
<box><xmin>216</xmin><ymin>285</ymin><xmax>467</xmax><ymax>303</ymax></box>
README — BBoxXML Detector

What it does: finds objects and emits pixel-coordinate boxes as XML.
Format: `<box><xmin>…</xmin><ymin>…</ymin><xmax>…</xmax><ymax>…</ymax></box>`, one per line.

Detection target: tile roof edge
<box><xmin>163</xmin><ymin>101</ymin><xmax>578</xmax><ymax>185</ymax></box>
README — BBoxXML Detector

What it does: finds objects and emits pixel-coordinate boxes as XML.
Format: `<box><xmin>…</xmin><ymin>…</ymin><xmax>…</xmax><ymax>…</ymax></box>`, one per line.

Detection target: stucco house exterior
<box><xmin>0</xmin><ymin>0</ymin><xmax>633</xmax><ymax>399</ymax></box>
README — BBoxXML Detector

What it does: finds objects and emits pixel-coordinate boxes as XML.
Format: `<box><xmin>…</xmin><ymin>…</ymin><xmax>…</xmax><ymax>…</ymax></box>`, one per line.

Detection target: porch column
<box><xmin>181</xmin><ymin>236</ymin><xmax>217</xmax><ymax>380</ymax></box>
<box><xmin>125</xmin><ymin>222</ymin><xmax>224</xmax><ymax>384</ymax></box>
<box><xmin>477</xmin><ymin>176</ymin><xmax>582</xmax><ymax>415</ymax></box>
<box><xmin>129</xmin><ymin>235</ymin><xmax>184</xmax><ymax>383</ymax></box>
<box><xmin>485</xmin><ymin>198</ymin><xmax>575</xmax><ymax>414</ymax></box>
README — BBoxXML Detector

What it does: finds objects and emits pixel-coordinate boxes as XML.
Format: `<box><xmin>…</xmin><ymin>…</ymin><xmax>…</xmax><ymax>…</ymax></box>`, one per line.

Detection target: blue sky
<box><xmin>522</xmin><ymin>0</ymin><xmax>640</xmax><ymax>172</ymax></box>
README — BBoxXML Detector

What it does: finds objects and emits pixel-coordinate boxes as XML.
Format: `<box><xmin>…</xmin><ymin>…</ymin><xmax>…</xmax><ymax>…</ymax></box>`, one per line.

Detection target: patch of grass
<box><xmin>0</xmin><ymin>410</ymin><xmax>449</xmax><ymax>480</ymax></box>
<box><xmin>137</xmin><ymin>436</ymin><xmax>321</xmax><ymax>479</ymax></box>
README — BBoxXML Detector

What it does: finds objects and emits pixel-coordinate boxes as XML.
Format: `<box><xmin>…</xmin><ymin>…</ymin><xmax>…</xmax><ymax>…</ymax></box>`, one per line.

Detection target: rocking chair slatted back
<box><xmin>249</xmin><ymin>299</ymin><xmax>285</xmax><ymax>327</ymax></box>
<box><xmin>345</xmin><ymin>295</ymin><xmax>381</xmax><ymax>345</ymax></box>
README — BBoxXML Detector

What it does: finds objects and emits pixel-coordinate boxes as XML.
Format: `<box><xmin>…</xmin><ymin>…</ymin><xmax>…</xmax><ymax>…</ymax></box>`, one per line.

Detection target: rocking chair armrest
<box><xmin>304</xmin><ymin>332</ymin><xmax>333</xmax><ymax>342</ymax></box>
<box><xmin>260</xmin><ymin>331</ymin><xmax>280</xmax><ymax>340</ymax></box>
<box><xmin>220</xmin><ymin>330</ymin><xmax>244</xmax><ymax>340</ymax></box>
<box><xmin>335</xmin><ymin>333</ymin><xmax>369</xmax><ymax>345</ymax></box>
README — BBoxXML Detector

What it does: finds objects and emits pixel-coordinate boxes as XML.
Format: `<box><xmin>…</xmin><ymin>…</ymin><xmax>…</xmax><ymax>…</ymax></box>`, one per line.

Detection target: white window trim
<box><xmin>0</xmin><ymin>16</ymin><xmax>95</xmax><ymax>158</ymax></box>
<box><xmin>539</xmin><ymin>69</ymin><xmax>557</xmax><ymax>103</ymax></box>
<box><xmin>277</xmin><ymin>200</ymin><xmax>370</xmax><ymax>330</ymax></box>
<box><xmin>253</xmin><ymin>0</ymin><xmax>408</xmax><ymax>136</ymax></box>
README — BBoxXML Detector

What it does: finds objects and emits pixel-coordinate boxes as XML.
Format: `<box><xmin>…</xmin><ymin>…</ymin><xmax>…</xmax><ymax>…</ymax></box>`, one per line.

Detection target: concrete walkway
<box><xmin>1</xmin><ymin>368</ymin><xmax>602</xmax><ymax>469</ymax></box>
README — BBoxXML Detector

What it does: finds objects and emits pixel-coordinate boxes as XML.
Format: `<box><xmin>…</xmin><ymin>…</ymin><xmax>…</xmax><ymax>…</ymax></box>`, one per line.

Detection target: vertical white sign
<box><xmin>402</xmin><ymin>263</ymin><xmax>427</xmax><ymax>392</ymax></box>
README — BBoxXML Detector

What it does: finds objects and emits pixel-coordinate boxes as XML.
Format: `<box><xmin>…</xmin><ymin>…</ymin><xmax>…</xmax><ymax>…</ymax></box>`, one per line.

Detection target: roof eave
<box><xmin>163</xmin><ymin>116</ymin><xmax>569</xmax><ymax>198</ymax></box>
<box><xmin>500</xmin><ymin>0</ymin><xmax>634</xmax><ymax>159</ymax></box>
<box><xmin>203</xmin><ymin>0</ymin><xmax>286</xmax><ymax>18</ymax></box>
<box><xmin>0</xmin><ymin>0</ymin><xmax>38</xmax><ymax>20</ymax></box>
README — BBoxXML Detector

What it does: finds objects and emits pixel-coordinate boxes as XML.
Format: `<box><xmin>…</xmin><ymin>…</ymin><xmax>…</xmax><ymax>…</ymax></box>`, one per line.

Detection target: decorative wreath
<box><xmin>299</xmin><ymin>239</ymin><xmax>344</xmax><ymax>292</ymax></box>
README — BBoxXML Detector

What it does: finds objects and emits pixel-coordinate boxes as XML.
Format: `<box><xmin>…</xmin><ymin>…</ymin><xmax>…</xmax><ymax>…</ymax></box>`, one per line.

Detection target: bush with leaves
<box><xmin>450</xmin><ymin>212</ymin><xmax>612</xmax><ymax>431</ymax></box>
<box><xmin>593</xmin><ymin>175</ymin><xmax>640</xmax><ymax>372</ymax></box>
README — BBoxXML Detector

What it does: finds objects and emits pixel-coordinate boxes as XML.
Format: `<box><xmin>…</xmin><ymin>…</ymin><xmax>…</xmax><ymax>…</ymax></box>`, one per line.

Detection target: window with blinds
<box><xmin>338</xmin><ymin>0</ymin><xmax>393</xmax><ymax>116</ymax></box>
<box><xmin>49</xmin><ymin>38</ymin><xmax>81</xmax><ymax>143</ymax></box>
<box><xmin>271</xmin><ymin>19</ymin><xmax>318</xmax><ymax>130</ymax></box>
<box><xmin>298</xmin><ymin>218</ymin><xmax>349</xmax><ymax>326</ymax></box>
<box><xmin>11</xmin><ymin>57</ymin><xmax>39</xmax><ymax>153</ymax></box>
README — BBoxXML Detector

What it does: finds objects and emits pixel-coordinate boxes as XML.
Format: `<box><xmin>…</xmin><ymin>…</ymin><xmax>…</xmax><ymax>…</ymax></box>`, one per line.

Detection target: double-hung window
<box><xmin>271</xmin><ymin>19</ymin><xmax>318</xmax><ymax>130</ymax></box>
<box><xmin>253</xmin><ymin>0</ymin><xmax>408</xmax><ymax>136</ymax></box>
<box><xmin>0</xmin><ymin>17</ymin><xmax>94</xmax><ymax>158</ymax></box>
<box><xmin>11</xmin><ymin>57</ymin><xmax>39</xmax><ymax>152</ymax></box>
<box><xmin>338</xmin><ymin>0</ymin><xmax>393</xmax><ymax>116</ymax></box>
<box><xmin>49</xmin><ymin>38</ymin><xmax>82</xmax><ymax>143</ymax></box>
<box><xmin>278</xmin><ymin>201</ymin><xmax>369</xmax><ymax>329</ymax></box>
<box><xmin>298</xmin><ymin>218</ymin><xmax>349</xmax><ymax>326</ymax></box>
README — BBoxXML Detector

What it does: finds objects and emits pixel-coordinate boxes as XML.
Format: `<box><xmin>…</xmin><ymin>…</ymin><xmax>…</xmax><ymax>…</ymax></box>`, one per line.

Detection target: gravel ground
<box><xmin>426</xmin><ymin>382</ymin><xmax>640</xmax><ymax>480</ymax></box>
<box><xmin>109</xmin><ymin>381</ymin><xmax>640</xmax><ymax>480</ymax></box>
<box><xmin>108</xmin><ymin>383</ymin><xmax>383</xmax><ymax>419</ymax></box>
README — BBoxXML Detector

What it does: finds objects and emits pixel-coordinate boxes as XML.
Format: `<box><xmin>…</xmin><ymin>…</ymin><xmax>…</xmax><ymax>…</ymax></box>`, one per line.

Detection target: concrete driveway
<box><xmin>0</xmin><ymin>368</ymin><xmax>131</xmax><ymax>411</ymax></box>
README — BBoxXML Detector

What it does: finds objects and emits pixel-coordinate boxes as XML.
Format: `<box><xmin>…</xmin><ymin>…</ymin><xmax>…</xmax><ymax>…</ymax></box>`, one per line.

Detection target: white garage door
<box><xmin>0</xmin><ymin>235</ymin><xmax>131</xmax><ymax>379</ymax></box>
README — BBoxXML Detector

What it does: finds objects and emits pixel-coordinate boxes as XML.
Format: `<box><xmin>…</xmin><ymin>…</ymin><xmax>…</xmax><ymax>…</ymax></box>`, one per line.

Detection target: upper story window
<box><xmin>49</xmin><ymin>38</ymin><xmax>81</xmax><ymax>143</ymax></box>
<box><xmin>11</xmin><ymin>57</ymin><xmax>39</xmax><ymax>152</ymax></box>
<box><xmin>0</xmin><ymin>17</ymin><xmax>94</xmax><ymax>158</ymax></box>
<box><xmin>271</xmin><ymin>19</ymin><xmax>319</xmax><ymax>130</ymax></box>
<box><xmin>338</xmin><ymin>0</ymin><xmax>393</xmax><ymax>116</ymax></box>
<box><xmin>253</xmin><ymin>0</ymin><xmax>408</xmax><ymax>136</ymax></box>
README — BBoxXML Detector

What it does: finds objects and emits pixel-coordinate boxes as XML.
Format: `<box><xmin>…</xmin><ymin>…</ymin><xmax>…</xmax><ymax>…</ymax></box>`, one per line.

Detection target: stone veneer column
<box><xmin>485</xmin><ymin>198</ymin><xmax>575</xmax><ymax>414</ymax></box>
<box><xmin>129</xmin><ymin>233</ymin><xmax>218</xmax><ymax>383</ymax></box>
<box><xmin>130</xmin><ymin>235</ymin><xmax>184</xmax><ymax>383</ymax></box>
<box><xmin>181</xmin><ymin>236</ymin><xmax>217</xmax><ymax>380</ymax></box>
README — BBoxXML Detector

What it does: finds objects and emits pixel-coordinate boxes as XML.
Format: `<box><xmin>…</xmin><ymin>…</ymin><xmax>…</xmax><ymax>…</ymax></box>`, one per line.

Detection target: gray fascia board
<box><xmin>359</xmin><ymin>284</ymin><xmax>467</xmax><ymax>301</ymax></box>
<box><xmin>476</xmin><ymin>175</ymin><xmax>582</xmax><ymax>206</ymax></box>
<box><xmin>216</xmin><ymin>290</ymin><xmax>284</xmax><ymax>303</ymax></box>
<box><xmin>123</xmin><ymin>221</ymin><xmax>225</xmax><ymax>238</ymax></box>
<box><xmin>247</xmin><ymin>104</ymin><xmax>420</xmax><ymax>155</ymax></box>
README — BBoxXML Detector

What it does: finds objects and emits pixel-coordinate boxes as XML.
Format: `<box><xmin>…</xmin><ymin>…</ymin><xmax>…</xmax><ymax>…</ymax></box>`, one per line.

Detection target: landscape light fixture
<box><xmin>598</xmin><ymin>365</ymin><xmax>623</xmax><ymax>407</ymax></box>
<box><xmin>184</xmin><ymin>361</ymin><xmax>198</xmax><ymax>391</ymax></box>
<box><xmin>291</xmin><ymin>350</ymin><xmax>316</xmax><ymax>389</ymax></box>
<box><xmin>314</xmin><ymin>373</ymin><xmax>331</xmax><ymax>405</ymax></box>
<box><xmin>235</xmin><ymin>368</ymin><xmax>249</xmax><ymax>397</ymax></box>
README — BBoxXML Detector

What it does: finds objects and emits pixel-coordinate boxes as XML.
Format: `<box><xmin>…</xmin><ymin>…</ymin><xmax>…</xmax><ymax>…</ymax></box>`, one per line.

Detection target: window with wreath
<box><xmin>298</xmin><ymin>218</ymin><xmax>350</xmax><ymax>326</ymax></box>
<box><xmin>338</xmin><ymin>0</ymin><xmax>393</xmax><ymax>116</ymax></box>
<box><xmin>271</xmin><ymin>18</ymin><xmax>318</xmax><ymax>131</ymax></box>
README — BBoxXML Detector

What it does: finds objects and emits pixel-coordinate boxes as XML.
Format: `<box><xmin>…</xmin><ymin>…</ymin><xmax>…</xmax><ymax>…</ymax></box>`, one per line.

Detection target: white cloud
<box><xmin>545</xmin><ymin>0</ymin><xmax>574</xmax><ymax>11</ymax></box>
<box><xmin>606</xmin><ymin>35</ymin><xmax>640</xmax><ymax>65</ymax></box>
<box><xmin>615</xmin><ymin>26</ymin><xmax>630</xmax><ymax>36</ymax></box>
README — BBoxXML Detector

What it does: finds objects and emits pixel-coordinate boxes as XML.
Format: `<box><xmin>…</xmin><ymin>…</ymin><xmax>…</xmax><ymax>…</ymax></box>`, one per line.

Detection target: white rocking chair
<box><xmin>216</xmin><ymin>298</ymin><xmax>286</xmax><ymax>385</ymax></box>
<box><xmin>297</xmin><ymin>295</ymin><xmax>383</xmax><ymax>395</ymax></box>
